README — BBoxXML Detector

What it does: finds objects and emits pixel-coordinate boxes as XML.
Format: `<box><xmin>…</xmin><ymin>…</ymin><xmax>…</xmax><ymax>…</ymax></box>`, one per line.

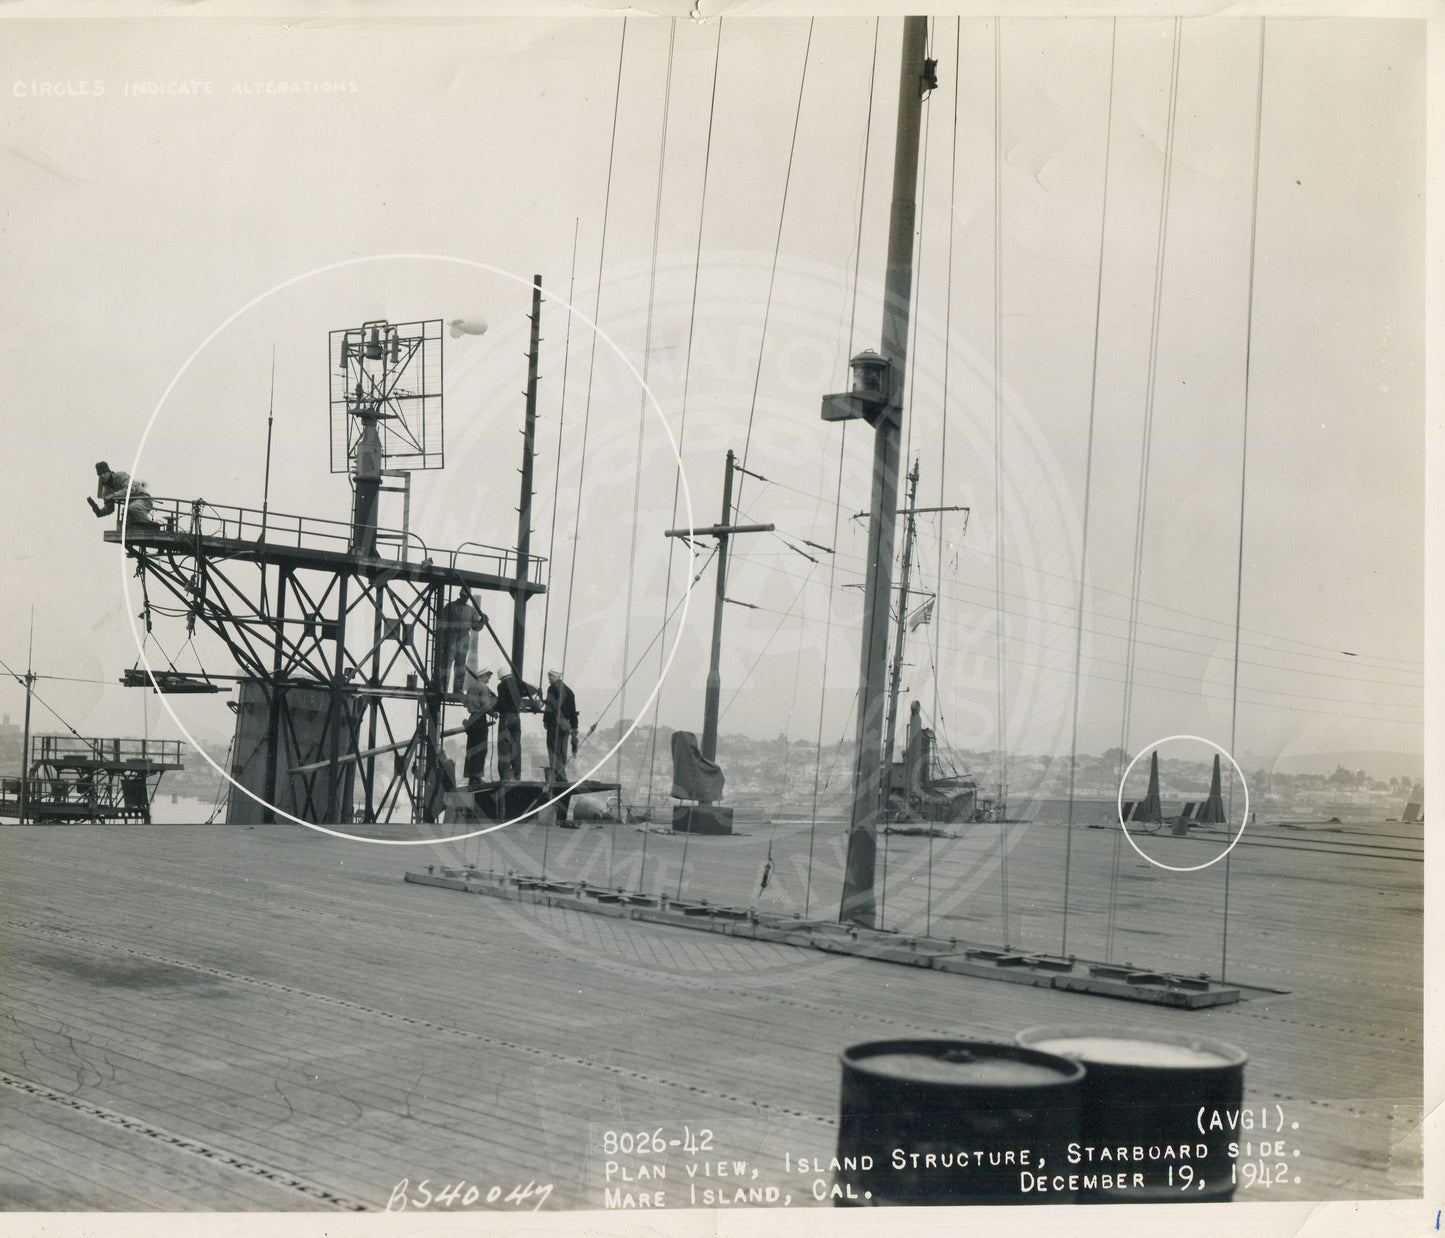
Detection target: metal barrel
<box><xmin>835</xmin><ymin>1039</ymin><xmax>1085</xmax><ymax>1206</ymax></box>
<box><xmin>1016</xmin><ymin>1026</ymin><xmax>1247</xmax><ymax>1203</ymax></box>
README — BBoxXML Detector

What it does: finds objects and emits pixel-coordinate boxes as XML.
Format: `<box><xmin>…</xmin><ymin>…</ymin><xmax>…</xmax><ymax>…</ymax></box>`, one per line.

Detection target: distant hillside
<box><xmin>1268</xmin><ymin>750</ymin><xmax>1423</xmax><ymax>781</ymax></box>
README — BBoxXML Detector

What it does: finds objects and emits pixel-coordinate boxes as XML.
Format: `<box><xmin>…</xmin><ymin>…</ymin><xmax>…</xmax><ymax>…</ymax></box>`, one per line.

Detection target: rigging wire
<box><xmin>991</xmin><ymin>17</ymin><xmax>1010</xmax><ymax>945</ymax></box>
<box><xmin>643</xmin><ymin>17</ymin><xmax>725</xmax><ymax>816</ymax></box>
<box><xmin>806</xmin><ymin>17</ymin><xmax>881</xmax><ymax>920</ymax></box>
<box><xmin>0</xmin><ymin>654</ymin><xmax>87</xmax><ymax>744</ymax></box>
<box><xmin>721</xmin><ymin>533</ymin><xmax>1423</xmax><ymax>714</ymax></box>
<box><xmin>1061</xmin><ymin>17</ymin><xmax>1117</xmax><ymax>959</ymax></box>
<box><xmin>723</xmin><ymin>597</ymin><xmax>1416</xmax><ymax>727</ymax></box>
<box><xmin>1223</xmin><ymin>19</ymin><xmax>1270</xmax><ymax>984</ymax></box>
<box><xmin>613</xmin><ymin>18</ymin><xmax>678</xmax><ymax>881</ymax></box>
<box><xmin>579</xmin><ymin>548</ymin><xmax>718</xmax><ymax>739</ymax></box>
<box><xmin>721</xmin><ymin>528</ymin><xmax>1423</xmax><ymax>709</ymax></box>
<box><xmin>758</xmin><ymin>551</ymin><xmax>1422</xmax><ymax>695</ymax></box>
<box><xmin>734</xmin><ymin>19</ymin><xmax>815</xmax><ymax>504</ymax></box>
<box><xmin>932</xmin><ymin>18</ymin><xmax>961</xmax><ymax>736</ymax></box>
<box><xmin>559</xmin><ymin>18</ymin><xmax>628</xmax><ymax>676</ymax></box>
<box><xmin>1105</xmin><ymin>17</ymin><xmax>1183</xmax><ymax>961</ymax></box>
<box><xmin>718</xmin><ymin>562</ymin><xmax>821</xmax><ymax>721</ymax></box>
<box><xmin>712</xmin><ymin>470</ymin><xmax>1423</xmax><ymax>676</ymax></box>
<box><xmin>536</xmin><ymin>216</ymin><xmax>581</xmax><ymax>683</ymax></box>
<box><xmin>205</xmin><ymin>733</ymin><xmax>235</xmax><ymax>823</ymax></box>
<box><xmin>898</xmin><ymin>43</ymin><xmax>934</xmax><ymax>465</ymax></box>
<box><xmin>1118</xmin><ymin>17</ymin><xmax>1183</xmax><ymax>770</ymax></box>
<box><xmin>776</xmin><ymin>562</ymin><xmax>810</xmax><ymax>829</ymax></box>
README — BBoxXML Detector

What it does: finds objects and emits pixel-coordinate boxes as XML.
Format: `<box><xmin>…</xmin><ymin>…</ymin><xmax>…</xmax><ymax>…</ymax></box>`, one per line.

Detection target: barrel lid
<box><xmin>1016</xmin><ymin>1025</ymin><xmax>1246</xmax><ymax>1069</ymax></box>
<box><xmin>842</xmin><ymin>1039</ymin><xmax>1084</xmax><ymax>1087</ymax></box>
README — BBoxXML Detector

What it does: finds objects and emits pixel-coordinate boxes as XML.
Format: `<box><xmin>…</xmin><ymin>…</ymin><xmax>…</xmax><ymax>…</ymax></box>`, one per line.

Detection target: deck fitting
<box><xmin>405</xmin><ymin>867</ymin><xmax>1247</xmax><ymax>1008</ymax></box>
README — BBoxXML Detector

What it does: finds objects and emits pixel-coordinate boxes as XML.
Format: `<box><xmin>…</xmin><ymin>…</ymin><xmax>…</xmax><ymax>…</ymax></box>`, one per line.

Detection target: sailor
<box><xmin>435</xmin><ymin>593</ymin><xmax>486</xmax><ymax>696</ymax></box>
<box><xmin>462</xmin><ymin>668</ymin><xmax>497</xmax><ymax>788</ymax></box>
<box><xmin>494</xmin><ymin>669</ymin><xmax>538</xmax><ymax>781</ymax></box>
<box><xmin>542</xmin><ymin>669</ymin><xmax>579</xmax><ymax>785</ymax></box>
<box><xmin>88</xmin><ymin>462</ymin><xmax>159</xmax><ymax>528</ymax></box>
<box><xmin>424</xmin><ymin>751</ymin><xmax>458</xmax><ymax>823</ymax></box>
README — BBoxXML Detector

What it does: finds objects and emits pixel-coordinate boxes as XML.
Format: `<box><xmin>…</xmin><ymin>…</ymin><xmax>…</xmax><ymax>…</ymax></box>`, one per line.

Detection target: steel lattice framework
<box><xmin>110</xmin><ymin>498</ymin><xmax>542</xmax><ymax>825</ymax></box>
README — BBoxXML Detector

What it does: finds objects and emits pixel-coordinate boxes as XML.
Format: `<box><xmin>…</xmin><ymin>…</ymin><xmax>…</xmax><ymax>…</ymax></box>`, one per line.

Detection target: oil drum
<box><xmin>1016</xmin><ymin>1026</ymin><xmax>1247</xmax><ymax>1203</ymax></box>
<box><xmin>835</xmin><ymin>1039</ymin><xmax>1084</xmax><ymax>1205</ymax></box>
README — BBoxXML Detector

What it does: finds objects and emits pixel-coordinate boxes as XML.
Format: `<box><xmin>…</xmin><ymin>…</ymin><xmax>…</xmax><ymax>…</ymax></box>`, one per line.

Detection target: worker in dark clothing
<box><xmin>494</xmin><ymin>670</ymin><xmax>537</xmax><ymax>781</ymax></box>
<box><xmin>542</xmin><ymin>669</ymin><xmax>579</xmax><ymax>785</ymax></box>
<box><xmin>462</xmin><ymin>669</ymin><xmax>497</xmax><ymax>788</ymax></box>
<box><xmin>88</xmin><ymin>462</ymin><xmax>159</xmax><ymax>528</ymax></box>
<box><xmin>435</xmin><ymin>594</ymin><xmax>486</xmax><ymax>695</ymax></box>
<box><xmin>424</xmin><ymin>751</ymin><xmax>458</xmax><ymax>823</ymax></box>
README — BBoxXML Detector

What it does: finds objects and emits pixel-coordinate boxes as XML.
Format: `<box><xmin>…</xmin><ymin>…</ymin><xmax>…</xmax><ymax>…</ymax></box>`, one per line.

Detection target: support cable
<box><xmin>1223</xmin><ymin>19</ymin><xmax>1269</xmax><ymax>985</ymax></box>
<box><xmin>991</xmin><ymin>17</ymin><xmax>1011</xmax><ymax>946</ymax></box>
<box><xmin>925</xmin><ymin>17</ymin><xmax>963</xmax><ymax>935</ymax></box>
<box><xmin>536</xmin><ymin>216</ymin><xmax>581</xmax><ymax>683</ymax></box>
<box><xmin>1109</xmin><ymin>17</ymin><xmax>1182</xmax><ymax>961</ymax></box>
<box><xmin>559</xmin><ymin>19</ymin><xmax>628</xmax><ymax>675</ymax></box>
<box><xmin>811</xmin><ymin>16</ymin><xmax>873</xmax><ymax>919</ymax></box>
<box><xmin>714</xmin><ymin>481</ymin><xmax>1419</xmax><ymax>675</ymax></box>
<box><xmin>718</xmin><ymin>562</ymin><xmax>821</xmax><ymax>720</ymax></box>
<box><xmin>735</xmin><ymin>19</ymin><xmax>815</xmax><ymax>500</ymax></box>
<box><xmin>613</xmin><ymin>18</ymin><xmax>677</xmax><ymax>886</ymax></box>
<box><xmin>579</xmin><ymin>549</ymin><xmax>718</xmax><ymax>736</ymax></box>
<box><xmin>643</xmin><ymin>19</ymin><xmax>725</xmax><ymax>818</ymax></box>
<box><xmin>0</xmin><ymin>655</ymin><xmax>87</xmax><ymax>744</ymax></box>
<box><xmin>1117</xmin><ymin>17</ymin><xmax>1182</xmax><ymax>773</ymax></box>
<box><xmin>1061</xmin><ymin>17</ymin><xmax>1118</xmax><ymax>958</ymax></box>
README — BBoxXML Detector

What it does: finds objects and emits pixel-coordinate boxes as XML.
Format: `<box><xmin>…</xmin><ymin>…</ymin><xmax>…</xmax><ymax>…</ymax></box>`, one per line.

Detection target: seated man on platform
<box><xmin>88</xmin><ymin>462</ymin><xmax>160</xmax><ymax>529</ymax></box>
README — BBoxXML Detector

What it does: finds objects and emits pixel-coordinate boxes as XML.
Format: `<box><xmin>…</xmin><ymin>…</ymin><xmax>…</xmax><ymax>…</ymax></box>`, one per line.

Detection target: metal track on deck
<box><xmin>404</xmin><ymin>866</ymin><xmax>1254</xmax><ymax>1008</ymax></box>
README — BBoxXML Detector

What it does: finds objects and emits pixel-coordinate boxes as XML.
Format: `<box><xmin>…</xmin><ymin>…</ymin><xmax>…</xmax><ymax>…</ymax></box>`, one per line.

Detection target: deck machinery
<box><xmin>106</xmin><ymin>289</ymin><xmax>613</xmax><ymax>826</ymax></box>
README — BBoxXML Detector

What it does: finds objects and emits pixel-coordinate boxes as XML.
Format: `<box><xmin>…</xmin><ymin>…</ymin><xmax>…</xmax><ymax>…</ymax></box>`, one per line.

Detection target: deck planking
<box><xmin>0</xmin><ymin>815</ymin><xmax>1422</xmax><ymax>1211</ymax></box>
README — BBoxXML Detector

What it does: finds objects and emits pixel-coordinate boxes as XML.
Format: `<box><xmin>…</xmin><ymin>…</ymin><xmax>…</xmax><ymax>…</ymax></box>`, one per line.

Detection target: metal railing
<box><xmin>30</xmin><ymin>735</ymin><xmax>185</xmax><ymax>768</ymax></box>
<box><xmin>118</xmin><ymin>497</ymin><xmax>544</xmax><ymax>586</ymax></box>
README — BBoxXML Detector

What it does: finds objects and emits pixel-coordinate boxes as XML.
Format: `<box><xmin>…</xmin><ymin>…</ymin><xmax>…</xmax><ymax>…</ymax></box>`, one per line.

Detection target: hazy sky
<box><xmin>0</xmin><ymin>8</ymin><xmax>1426</xmax><ymax>781</ymax></box>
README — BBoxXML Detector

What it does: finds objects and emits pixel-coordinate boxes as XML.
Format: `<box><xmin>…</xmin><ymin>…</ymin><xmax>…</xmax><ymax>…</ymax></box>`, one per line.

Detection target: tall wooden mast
<box><xmin>837</xmin><ymin>16</ymin><xmax>931</xmax><ymax>926</ymax></box>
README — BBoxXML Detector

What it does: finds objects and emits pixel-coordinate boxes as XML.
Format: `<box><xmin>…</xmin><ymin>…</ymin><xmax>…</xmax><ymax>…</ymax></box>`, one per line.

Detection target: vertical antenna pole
<box><xmin>700</xmin><ymin>449</ymin><xmax>736</xmax><ymax>765</ymax></box>
<box><xmin>261</xmin><ymin>345</ymin><xmax>276</xmax><ymax>541</ymax></box>
<box><xmin>18</xmin><ymin>609</ymin><xmax>35</xmax><ymax>825</ymax></box>
<box><xmin>512</xmin><ymin>276</ymin><xmax>543</xmax><ymax>678</ymax></box>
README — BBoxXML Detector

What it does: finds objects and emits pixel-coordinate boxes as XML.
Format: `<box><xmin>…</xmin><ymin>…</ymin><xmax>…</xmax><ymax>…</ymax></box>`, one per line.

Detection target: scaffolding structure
<box><xmin>0</xmin><ymin>734</ymin><xmax>184</xmax><ymax>824</ymax></box>
<box><xmin>109</xmin><ymin>496</ymin><xmax>541</xmax><ymax>825</ymax></box>
<box><xmin>107</xmin><ymin>311</ymin><xmax>549</xmax><ymax>827</ymax></box>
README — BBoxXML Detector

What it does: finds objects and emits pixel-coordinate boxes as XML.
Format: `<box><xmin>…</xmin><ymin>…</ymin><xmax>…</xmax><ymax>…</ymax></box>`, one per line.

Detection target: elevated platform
<box><xmin>120</xmin><ymin>668</ymin><xmax>226</xmax><ymax>694</ymax></box>
<box><xmin>0</xmin><ymin>736</ymin><xmax>184</xmax><ymax>824</ymax></box>
<box><xmin>103</xmin><ymin>497</ymin><xmax>545</xmax><ymax>597</ymax></box>
<box><xmin>25</xmin><ymin>736</ymin><xmax>184</xmax><ymax>772</ymax></box>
